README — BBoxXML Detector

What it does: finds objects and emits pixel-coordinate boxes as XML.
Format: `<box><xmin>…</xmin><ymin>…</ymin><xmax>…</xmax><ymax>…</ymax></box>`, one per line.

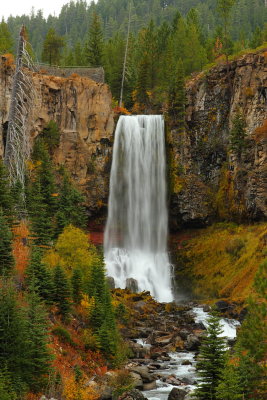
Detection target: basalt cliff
<box><xmin>0</xmin><ymin>50</ymin><xmax>266</xmax><ymax>226</ymax></box>
<box><xmin>169</xmin><ymin>49</ymin><xmax>267</xmax><ymax>229</ymax></box>
<box><xmin>0</xmin><ymin>59</ymin><xmax>114</xmax><ymax>216</ymax></box>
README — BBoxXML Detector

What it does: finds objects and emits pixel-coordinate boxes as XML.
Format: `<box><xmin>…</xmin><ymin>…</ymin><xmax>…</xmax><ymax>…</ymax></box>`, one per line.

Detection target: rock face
<box><xmin>0</xmin><ymin>58</ymin><xmax>114</xmax><ymax>216</ymax></box>
<box><xmin>169</xmin><ymin>49</ymin><xmax>267</xmax><ymax>229</ymax></box>
<box><xmin>1</xmin><ymin>50</ymin><xmax>266</xmax><ymax>226</ymax></box>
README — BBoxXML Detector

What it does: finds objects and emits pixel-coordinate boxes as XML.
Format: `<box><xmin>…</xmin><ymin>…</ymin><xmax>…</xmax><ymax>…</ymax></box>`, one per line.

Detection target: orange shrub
<box><xmin>12</xmin><ymin>221</ymin><xmax>30</xmax><ymax>281</ymax></box>
<box><xmin>253</xmin><ymin>119</ymin><xmax>267</xmax><ymax>142</ymax></box>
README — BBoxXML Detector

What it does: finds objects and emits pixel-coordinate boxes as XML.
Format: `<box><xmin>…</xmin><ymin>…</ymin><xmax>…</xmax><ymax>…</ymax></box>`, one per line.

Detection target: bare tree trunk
<box><xmin>119</xmin><ymin>1</ymin><xmax>132</xmax><ymax>108</ymax></box>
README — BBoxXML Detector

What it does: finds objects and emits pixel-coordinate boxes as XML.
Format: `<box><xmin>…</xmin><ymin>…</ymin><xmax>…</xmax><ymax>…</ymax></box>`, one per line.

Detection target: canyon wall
<box><xmin>168</xmin><ymin>49</ymin><xmax>267</xmax><ymax>229</ymax></box>
<box><xmin>0</xmin><ymin>50</ymin><xmax>266</xmax><ymax>227</ymax></box>
<box><xmin>0</xmin><ymin>58</ymin><xmax>114</xmax><ymax>216</ymax></box>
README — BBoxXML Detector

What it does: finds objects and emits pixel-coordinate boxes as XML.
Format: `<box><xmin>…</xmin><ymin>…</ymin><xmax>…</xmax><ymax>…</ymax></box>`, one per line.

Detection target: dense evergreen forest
<box><xmin>0</xmin><ymin>0</ymin><xmax>267</xmax><ymax>107</ymax></box>
<box><xmin>0</xmin><ymin>1</ymin><xmax>267</xmax><ymax>399</ymax></box>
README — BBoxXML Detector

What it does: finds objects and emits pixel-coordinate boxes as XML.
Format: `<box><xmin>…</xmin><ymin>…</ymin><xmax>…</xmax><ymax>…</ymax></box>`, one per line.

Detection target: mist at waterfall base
<box><xmin>104</xmin><ymin>115</ymin><xmax>173</xmax><ymax>303</ymax></box>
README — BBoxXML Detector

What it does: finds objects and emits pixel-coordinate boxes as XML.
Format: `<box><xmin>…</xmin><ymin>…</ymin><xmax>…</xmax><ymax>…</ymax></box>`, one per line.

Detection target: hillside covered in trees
<box><xmin>0</xmin><ymin>0</ymin><xmax>266</xmax><ymax>399</ymax></box>
<box><xmin>0</xmin><ymin>0</ymin><xmax>267</xmax><ymax>108</ymax></box>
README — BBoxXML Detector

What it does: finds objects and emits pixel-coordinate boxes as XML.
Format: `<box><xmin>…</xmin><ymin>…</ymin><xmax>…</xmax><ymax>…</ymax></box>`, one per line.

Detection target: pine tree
<box><xmin>53</xmin><ymin>265</ymin><xmax>71</xmax><ymax>319</ymax></box>
<box><xmin>42</xmin><ymin>28</ymin><xmax>65</xmax><ymax>65</ymax></box>
<box><xmin>0</xmin><ymin>160</ymin><xmax>14</xmax><ymax>220</ymax></box>
<box><xmin>168</xmin><ymin>59</ymin><xmax>186</xmax><ymax>131</ymax></box>
<box><xmin>0</xmin><ymin>21</ymin><xmax>13</xmax><ymax>54</ymax></box>
<box><xmin>0</xmin><ymin>279</ymin><xmax>27</xmax><ymax>390</ymax></box>
<box><xmin>235</xmin><ymin>260</ymin><xmax>267</xmax><ymax>397</ymax></box>
<box><xmin>87</xmin><ymin>256</ymin><xmax>118</xmax><ymax>358</ymax></box>
<box><xmin>229</xmin><ymin>111</ymin><xmax>247</xmax><ymax>159</ymax></box>
<box><xmin>0</xmin><ymin>210</ymin><xmax>14</xmax><ymax>275</ymax></box>
<box><xmin>55</xmin><ymin>168</ymin><xmax>86</xmax><ymax>236</ymax></box>
<box><xmin>0</xmin><ymin>368</ymin><xmax>17</xmax><ymax>400</ymax></box>
<box><xmin>85</xmin><ymin>12</ymin><xmax>104</xmax><ymax>67</ymax></box>
<box><xmin>25</xmin><ymin>248</ymin><xmax>54</xmax><ymax>303</ymax></box>
<box><xmin>71</xmin><ymin>268</ymin><xmax>83</xmax><ymax>305</ymax></box>
<box><xmin>195</xmin><ymin>309</ymin><xmax>227</xmax><ymax>400</ymax></box>
<box><xmin>216</xmin><ymin>355</ymin><xmax>243</xmax><ymax>400</ymax></box>
<box><xmin>23</xmin><ymin>282</ymin><xmax>53</xmax><ymax>392</ymax></box>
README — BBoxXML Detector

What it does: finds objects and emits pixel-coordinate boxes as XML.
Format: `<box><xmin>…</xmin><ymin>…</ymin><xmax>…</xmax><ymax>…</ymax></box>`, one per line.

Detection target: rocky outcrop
<box><xmin>0</xmin><ymin>57</ymin><xmax>114</xmax><ymax>215</ymax></box>
<box><xmin>169</xmin><ymin>49</ymin><xmax>267</xmax><ymax>229</ymax></box>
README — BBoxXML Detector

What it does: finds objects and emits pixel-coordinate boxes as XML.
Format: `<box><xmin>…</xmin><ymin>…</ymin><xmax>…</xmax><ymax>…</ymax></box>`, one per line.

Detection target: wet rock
<box><xmin>215</xmin><ymin>300</ymin><xmax>230</xmax><ymax>312</ymax></box>
<box><xmin>129</xmin><ymin>372</ymin><xmax>143</xmax><ymax>390</ymax></box>
<box><xmin>129</xmin><ymin>366</ymin><xmax>156</xmax><ymax>383</ymax></box>
<box><xmin>185</xmin><ymin>334</ymin><xmax>201</xmax><ymax>351</ymax></box>
<box><xmin>155</xmin><ymin>334</ymin><xmax>173</xmax><ymax>345</ymax></box>
<box><xmin>181</xmin><ymin>360</ymin><xmax>192</xmax><ymax>366</ymax></box>
<box><xmin>126</xmin><ymin>278</ymin><xmax>139</xmax><ymax>293</ymax></box>
<box><xmin>203</xmin><ymin>304</ymin><xmax>210</xmax><ymax>312</ymax></box>
<box><xmin>118</xmin><ymin>389</ymin><xmax>148</xmax><ymax>400</ymax></box>
<box><xmin>143</xmin><ymin>381</ymin><xmax>157</xmax><ymax>390</ymax></box>
<box><xmin>179</xmin><ymin>329</ymin><xmax>189</xmax><ymax>341</ymax></box>
<box><xmin>165</xmin><ymin>376</ymin><xmax>182</xmax><ymax>386</ymax></box>
<box><xmin>168</xmin><ymin>387</ymin><xmax>187</xmax><ymax>400</ymax></box>
<box><xmin>106</xmin><ymin>276</ymin><xmax>115</xmax><ymax>290</ymax></box>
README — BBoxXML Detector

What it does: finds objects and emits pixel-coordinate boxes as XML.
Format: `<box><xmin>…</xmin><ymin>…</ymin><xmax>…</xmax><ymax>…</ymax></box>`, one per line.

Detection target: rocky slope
<box><xmin>0</xmin><ymin>57</ymin><xmax>114</xmax><ymax>215</ymax></box>
<box><xmin>169</xmin><ymin>49</ymin><xmax>267</xmax><ymax>229</ymax></box>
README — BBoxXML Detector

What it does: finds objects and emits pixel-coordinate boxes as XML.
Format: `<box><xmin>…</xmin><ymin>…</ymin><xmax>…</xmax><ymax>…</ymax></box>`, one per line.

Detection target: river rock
<box><xmin>106</xmin><ymin>276</ymin><xmax>115</xmax><ymax>290</ymax></box>
<box><xmin>167</xmin><ymin>387</ymin><xmax>187</xmax><ymax>400</ymax></box>
<box><xmin>215</xmin><ymin>300</ymin><xmax>230</xmax><ymax>312</ymax></box>
<box><xmin>119</xmin><ymin>389</ymin><xmax>148</xmax><ymax>400</ymax></box>
<box><xmin>126</xmin><ymin>278</ymin><xmax>139</xmax><ymax>293</ymax></box>
<box><xmin>181</xmin><ymin>360</ymin><xmax>192</xmax><ymax>366</ymax></box>
<box><xmin>129</xmin><ymin>372</ymin><xmax>143</xmax><ymax>390</ymax></box>
<box><xmin>179</xmin><ymin>329</ymin><xmax>189</xmax><ymax>340</ymax></box>
<box><xmin>155</xmin><ymin>334</ymin><xmax>173</xmax><ymax>345</ymax></box>
<box><xmin>129</xmin><ymin>366</ymin><xmax>156</xmax><ymax>383</ymax></box>
<box><xmin>143</xmin><ymin>381</ymin><xmax>157</xmax><ymax>390</ymax></box>
<box><xmin>185</xmin><ymin>334</ymin><xmax>201</xmax><ymax>351</ymax></box>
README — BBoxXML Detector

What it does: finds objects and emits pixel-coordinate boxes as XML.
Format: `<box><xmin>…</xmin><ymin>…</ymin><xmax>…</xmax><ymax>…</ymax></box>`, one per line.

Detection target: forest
<box><xmin>0</xmin><ymin>0</ymin><xmax>266</xmax><ymax>108</ymax></box>
<box><xmin>0</xmin><ymin>0</ymin><xmax>266</xmax><ymax>399</ymax></box>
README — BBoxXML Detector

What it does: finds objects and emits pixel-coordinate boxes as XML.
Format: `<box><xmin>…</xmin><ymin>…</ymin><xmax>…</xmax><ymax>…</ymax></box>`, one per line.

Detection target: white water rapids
<box><xmin>104</xmin><ymin>115</ymin><xmax>173</xmax><ymax>302</ymax></box>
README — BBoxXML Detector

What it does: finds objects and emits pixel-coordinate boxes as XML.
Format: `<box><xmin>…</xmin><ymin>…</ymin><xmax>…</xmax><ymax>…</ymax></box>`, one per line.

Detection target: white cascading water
<box><xmin>104</xmin><ymin>115</ymin><xmax>173</xmax><ymax>302</ymax></box>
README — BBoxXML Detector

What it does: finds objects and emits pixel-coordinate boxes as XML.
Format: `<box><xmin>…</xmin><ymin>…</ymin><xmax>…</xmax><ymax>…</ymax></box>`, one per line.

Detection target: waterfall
<box><xmin>104</xmin><ymin>115</ymin><xmax>173</xmax><ymax>302</ymax></box>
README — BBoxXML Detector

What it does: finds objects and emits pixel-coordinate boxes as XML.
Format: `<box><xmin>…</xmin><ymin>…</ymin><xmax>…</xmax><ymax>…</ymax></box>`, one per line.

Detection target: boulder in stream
<box><xmin>168</xmin><ymin>387</ymin><xmax>187</xmax><ymax>400</ymax></box>
<box><xmin>126</xmin><ymin>278</ymin><xmax>139</xmax><ymax>293</ymax></box>
<box><xmin>119</xmin><ymin>389</ymin><xmax>148</xmax><ymax>400</ymax></box>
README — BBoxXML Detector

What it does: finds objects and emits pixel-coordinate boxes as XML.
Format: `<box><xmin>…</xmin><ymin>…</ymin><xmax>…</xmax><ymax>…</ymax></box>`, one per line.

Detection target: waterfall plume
<box><xmin>104</xmin><ymin>115</ymin><xmax>173</xmax><ymax>302</ymax></box>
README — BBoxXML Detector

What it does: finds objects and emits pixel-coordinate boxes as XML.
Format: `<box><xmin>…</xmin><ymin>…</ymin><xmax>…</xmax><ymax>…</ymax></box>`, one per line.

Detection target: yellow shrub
<box><xmin>45</xmin><ymin>225</ymin><xmax>99</xmax><ymax>276</ymax></box>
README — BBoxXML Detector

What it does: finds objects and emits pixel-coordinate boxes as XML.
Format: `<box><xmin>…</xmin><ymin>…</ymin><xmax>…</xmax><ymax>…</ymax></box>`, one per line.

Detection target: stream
<box><xmin>141</xmin><ymin>306</ymin><xmax>240</xmax><ymax>400</ymax></box>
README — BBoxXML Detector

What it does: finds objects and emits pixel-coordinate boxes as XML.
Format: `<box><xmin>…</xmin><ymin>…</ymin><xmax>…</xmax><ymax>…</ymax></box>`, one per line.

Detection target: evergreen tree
<box><xmin>217</xmin><ymin>0</ymin><xmax>236</xmax><ymax>58</ymax></box>
<box><xmin>0</xmin><ymin>368</ymin><xmax>17</xmax><ymax>400</ymax></box>
<box><xmin>53</xmin><ymin>265</ymin><xmax>71</xmax><ymax>319</ymax></box>
<box><xmin>25</xmin><ymin>247</ymin><xmax>54</xmax><ymax>303</ymax></box>
<box><xmin>216</xmin><ymin>355</ymin><xmax>242</xmax><ymax>400</ymax></box>
<box><xmin>23</xmin><ymin>282</ymin><xmax>53</xmax><ymax>392</ymax></box>
<box><xmin>235</xmin><ymin>260</ymin><xmax>267</xmax><ymax>397</ymax></box>
<box><xmin>195</xmin><ymin>309</ymin><xmax>227</xmax><ymax>400</ymax></box>
<box><xmin>0</xmin><ymin>160</ymin><xmax>14</xmax><ymax>219</ymax></box>
<box><xmin>42</xmin><ymin>28</ymin><xmax>65</xmax><ymax>65</ymax></box>
<box><xmin>0</xmin><ymin>279</ymin><xmax>27</xmax><ymax>391</ymax></box>
<box><xmin>87</xmin><ymin>256</ymin><xmax>118</xmax><ymax>358</ymax></box>
<box><xmin>55</xmin><ymin>168</ymin><xmax>86</xmax><ymax>236</ymax></box>
<box><xmin>71</xmin><ymin>268</ymin><xmax>83</xmax><ymax>305</ymax></box>
<box><xmin>0</xmin><ymin>20</ymin><xmax>13</xmax><ymax>54</ymax></box>
<box><xmin>168</xmin><ymin>59</ymin><xmax>186</xmax><ymax>131</ymax></box>
<box><xmin>0</xmin><ymin>210</ymin><xmax>14</xmax><ymax>275</ymax></box>
<box><xmin>229</xmin><ymin>111</ymin><xmax>247</xmax><ymax>159</ymax></box>
<box><xmin>85</xmin><ymin>12</ymin><xmax>104</xmax><ymax>67</ymax></box>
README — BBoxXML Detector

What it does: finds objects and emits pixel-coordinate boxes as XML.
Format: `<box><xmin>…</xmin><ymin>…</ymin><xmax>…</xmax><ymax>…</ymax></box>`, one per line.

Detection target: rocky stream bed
<box><xmin>117</xmin><ymin>300</ymin><xmax>242</xmax><ymax>400</ymax></box>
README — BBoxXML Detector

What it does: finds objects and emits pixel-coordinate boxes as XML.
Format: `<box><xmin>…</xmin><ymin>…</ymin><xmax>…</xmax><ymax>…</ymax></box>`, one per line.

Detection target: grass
<box><xmin>174</xmin><ymin>223</ymin><xmax>267</xmax><ymax>302</ymax></box>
